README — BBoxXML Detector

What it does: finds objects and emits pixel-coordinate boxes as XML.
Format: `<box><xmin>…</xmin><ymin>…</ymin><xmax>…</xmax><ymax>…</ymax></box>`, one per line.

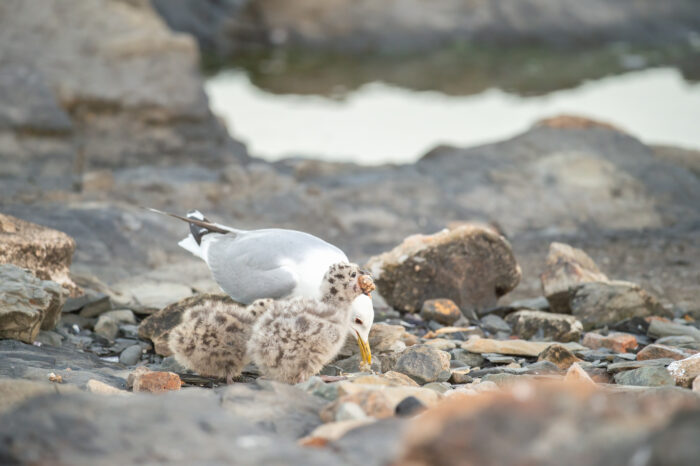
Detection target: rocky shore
<box><xmin>1</xmin><ymin>1</ymin><xmax>699</xmax><ymax>465</ymax></box>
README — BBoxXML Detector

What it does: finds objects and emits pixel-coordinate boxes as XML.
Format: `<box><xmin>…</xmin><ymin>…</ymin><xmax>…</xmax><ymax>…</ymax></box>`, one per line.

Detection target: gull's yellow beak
<box><xmin>355</xmin><ymin>330</ymin><xmax>372</xmax><ymax>366</ymax></box>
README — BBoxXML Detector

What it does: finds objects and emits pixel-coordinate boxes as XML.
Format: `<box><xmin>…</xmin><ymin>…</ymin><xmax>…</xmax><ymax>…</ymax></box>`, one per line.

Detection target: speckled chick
<box><xmin>247</xmin><ymin>263</ymin><xmax>370</xmax><ymax>384</ymax></box>
<box><xmin>169</xmin><ymin>299</ymin><xmax>270</xmax><ymax>383</ymax></box>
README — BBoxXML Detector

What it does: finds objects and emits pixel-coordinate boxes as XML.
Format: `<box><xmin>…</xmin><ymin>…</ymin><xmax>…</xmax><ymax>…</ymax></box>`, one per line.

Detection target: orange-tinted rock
<box><xmin>564</xmin><ymin>363</ymin><xmax>596</xmax><ymax>386</ymax></box>
<box><xmin>127</xmin><ymin>367</ymin><xmax>181</xmax><ymax>393</ymax></box>
<box><xmin>582</xmin><ymin>332</ymin><xmax>637</xmax><ymax>353</ymax></box>
<box><xmin>420</xmin><ymin>299</ymin><xmax>463</xmax><ymax>325</ymax></box>
<box><xmin>636</xmin><ymin>344</ymin><xmax>696</xmax><ymax>361</ymax></box>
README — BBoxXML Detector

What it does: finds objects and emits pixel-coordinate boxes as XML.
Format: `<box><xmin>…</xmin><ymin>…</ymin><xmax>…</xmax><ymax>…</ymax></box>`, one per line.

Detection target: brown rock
<box><xmin>462</xmin><ymin>337</ymin><xmax>584</xmax><ymax>357</ymax></box>
<box><xmin>582</xmin><ymin>332</ymin><xmax>638</xmax><ymax>353</ymax></box>
<box><xmin>397</xmin><ymin>380</ymin><xmax>700</xmax><ymax>466</ymax></box>
<box><xmin>0</xmin><ymin>264</ymin><xmax>65</xmax><ymax>342</ymax></box>
<box><xmin>667</xmin><ymin>353</ymin><xmax>700</xmax><ymax>387</ymax></box>
<box><xmin>537</xmin><ymin>344</ymin><xmax>582</xmax><ymax>370</ymax></box>
<box><xmin>571</xmin><ymin>281</ymin><xmax>670</xmax><ymax>330</ymax></box>
<box><xmin>540</xmin><ymin>242</ymin><xmax>608</xmax><ymax>313</ymax></box>
<box><xmin>637</xmin><ymin>344</ymin><xmax>696</xmax><ymax>361</ymax></box>
<box><xmin>366</xmin><ymin>225</ymin><xmax>521</xmax><ymax>313</ymax></box>
<box><xmin>127</xmin><ymin>367</ymin><xmax>181</xmax><ymax>393</ymax></box>
<box><xmin>0</xmin><ymin>213</ymin><xmax>80</xmax><ymax>297</ymax></box>
<box><xmin>505</xmin><ymin>310</ymin><xmax>582</xmax><ymax>342</ymax></box>
<box><xmin>138</xmin><ymin>293</ymin><xmax>236</xmax><ymax>356</ymax></box>
<box><xmin>420</xmin><ymin>299</ymin><xmax>463</xmax><ymax>325</ymax></box>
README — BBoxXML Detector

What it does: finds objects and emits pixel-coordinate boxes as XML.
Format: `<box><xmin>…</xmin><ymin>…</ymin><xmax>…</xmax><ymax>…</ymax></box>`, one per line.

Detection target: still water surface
<box><xmin>206</xmin><ymin>67</ymin><xmax>700</xmax><ymax>165</ymax></box>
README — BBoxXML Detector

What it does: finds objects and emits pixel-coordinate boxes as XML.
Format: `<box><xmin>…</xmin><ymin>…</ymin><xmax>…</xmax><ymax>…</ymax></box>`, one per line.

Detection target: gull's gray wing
<box><xmin>204</xmin><ymin>229</ymin><xmax>345</xmax><ymax>304</ymax></box>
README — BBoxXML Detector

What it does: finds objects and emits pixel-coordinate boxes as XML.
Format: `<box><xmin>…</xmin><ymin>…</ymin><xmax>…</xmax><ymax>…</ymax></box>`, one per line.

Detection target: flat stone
<box><xmin>540</xmin><ymin>242</ymin><xmax>608</xmax><ymax>313</ymax></box>
<box><xmin>450</xmin><ymin>348</ymin><xmax>485</xmax><ymax>368</ymax></box>
<box><xmin>86</xmin><ymin>379</ymin><xmax>130</xmax><ymax>396</ymax></box>
<box><xmin>505</xmin><ymin>310</ymin><xmax>582</xmax><ymax>342</ymax></box>
<box><xmin>571</xmin><ymin>281</ymin><xmax>670</xmax><ymax>330</ymax></box>
<box><xmin>607</xmin><ymin>359</ymin><xmax>674</xmax><ymax>374</ymax></box>
<box><xmin>538</xmin><ymin>344</ymin><xmax>582</xmax><ymax>370</ymax></box>
<box><xmin>637</xmin><ymin>344</ymin><xmax>696</xmax><ymax>361</ymax></box>
<box><xmin>64</xmin><ymin>290</ymin><xmax>109</xmax><ymax>314</ymax></box>
<box><xmin>462</xmin><ymin>337</ymin><xmax>584</xmax><ymax>357</ymax></box>
<box><xmin>614</xmin><ymin>366</ymin><xmax>675</xmax><ymax>387</ymax></box>
<box><xmin>300</xmin><ymin>419</ymin><xmax>376</xmax><ymax>446</ymax></box>
<box><xmin>422</xmin><ymin>338</ymin><xmax>457</xmax><ymax>351</ymax></box>
<box><xmin>655</xmin><ymin>335</ymin><xmax>700</xmax><ymax>350</ymax></box>
<box><xmin>667</xmin><ymin>353</ymin><xmax>700</xmax><ymax>387</ymax></box>
<box><xmin>394</xmin><ymin>345</ymin><xmax>451</xmax><ymax>384</ymax></box>
<box><xmin>0</xmin><ymin>264</ymin><xmax>65</xmax><ymax>342</ymax></box>
<box><xmin>0</xmin><ymin>213</ymin><xmax>79</xmax><ymax>297</ymax></box>
<box><xmin>138</xmin><ymin>293</ymin><xmax>236</xmax><ymax>356</ymax></box>
<box><xmin>77</xmin><ymin>295</ymin><xmax>112</xmax><ymax>318</ymax></box>
<box><xmin>366</xmin><ymin>225</ymin><xmax>521</xmax><ymax>313</ymax></box>
<box><xmin>648</xmin><ymin>319</ymin><xmax>700</xmax><ymax>341</ymax></box>
<box><xmin>127</xmin><ymin>367</ymin><xmax>181</xmax><ymax>393</ymax></box>
<box><xmin>423</xmin><ymin>326</ymin><xmax>484</xmax><ymax>340</ymax></box>
<box><xmin>582</xmin><ymin>332</ymin><xmax>638</xmax><ymax>353</ymax></box>
<box><xmin>420</xmin><ymin>299</ymin><xmax>463</xmax><ymax>326</ymax></box>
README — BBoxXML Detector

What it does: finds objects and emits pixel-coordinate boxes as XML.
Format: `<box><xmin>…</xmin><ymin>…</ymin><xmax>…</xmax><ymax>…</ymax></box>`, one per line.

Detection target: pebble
<box><xmin>636</xmin><ymin>344</ymin><xmax>695</xmax><ymax>361</ymax></box>
<box><xmin>449</xmin><ymin>368</ymin><xmax>472</xmax><ymax>384</ymax></box>
<box><xmin>395</xmin><ymin>396</ymin><xmax>426</xmax><ymax>417</ymax></box>
<box><xmin>480</xmin><ymin>314</ymin><xmax>511</xmax><ymax>334</ymax></box>
<box><xmin>537</xmin><ymin>344</ymin><xmax>582</xmax><ymax>370</ymax></box>
<box><xmin>335</xmin><ymin>402</ymin><xmax>368</xmax><ymax>422</ymax></box>
<box><xmin>582</xmin><ymin>332</ymin><xmax>638</xmax><ymax>353</ymax></box>
<box><xmin>94</xmin><ymin>315</ymin><xmax>119</xmax><ymax>340</ymax></box>
<box><xmin>420</xmin><ymin>299</ymin><xmax>463</xmax><ymax>326</ymax></box>
<box><xmin>394</xmin><ymin>345</ymin><xmax>451</xmax><ymax>384</ymax></box>
<box><xmin>119</xmin><ymin>344</ymin><xmax>143</xmax><ymax>366</ymax></box>
<box><xmin>127</xmin><ymin>367</ymin><xmax>181</xmax><ymax>393</ymax></box>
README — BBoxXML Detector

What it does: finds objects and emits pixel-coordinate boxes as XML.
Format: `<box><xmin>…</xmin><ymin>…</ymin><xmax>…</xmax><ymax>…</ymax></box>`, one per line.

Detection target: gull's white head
<box><xmin>350</xmin><ymin>293</ymin><xmax>375</xmax><ymax>363</ymax></box>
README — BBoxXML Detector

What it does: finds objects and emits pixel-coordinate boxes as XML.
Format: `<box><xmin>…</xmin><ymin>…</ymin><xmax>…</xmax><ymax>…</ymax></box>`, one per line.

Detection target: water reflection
<box><xmin>206</xmin><ymin>46</ymin><xmax>700</xmax><ymax>165</ymax></box>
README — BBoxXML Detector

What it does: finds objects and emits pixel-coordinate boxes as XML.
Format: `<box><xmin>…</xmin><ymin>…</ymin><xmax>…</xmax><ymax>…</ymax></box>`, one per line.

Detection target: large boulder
<box><xmin>540</xmin><ymin>242</ymin><xmax>608</xmax><ymax>313</ymax></box>
<box><xmin>367</xmin><ymin>225</ymin><xmax>521</xmax><ymax>314</ymax></box>
<box><xmin>0</xmin><ymin>213</ymin><xmax>79</xmax><ymax>297</ymax></box>
<box><xmin>0</xmin><ymin>265</ymin><xmax>65</xmax><ymax>343</ymax></box>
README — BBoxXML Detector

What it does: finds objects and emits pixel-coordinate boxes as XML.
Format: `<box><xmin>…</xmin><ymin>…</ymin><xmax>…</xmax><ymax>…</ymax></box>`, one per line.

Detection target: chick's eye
<box><xmin>354</xmin><ymin>318</ymin><xmax>363</xmax><ymax>325</ymax></box>
<box><xmin>351</xmin><ymin>272</ymin><xmax>357</xmax><ymax>278</ymax></box>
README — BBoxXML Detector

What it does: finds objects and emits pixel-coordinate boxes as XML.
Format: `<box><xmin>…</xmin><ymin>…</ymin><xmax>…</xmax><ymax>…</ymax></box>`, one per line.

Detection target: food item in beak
<box><xmin>355</xmin><ymin>330</ymin><xmax>372</xmax><ymax>365</ymax></box>
<box><xmin>358</xmin><ymin>274</ymin><xmax>375</xmax><ymax>296</ymax></box>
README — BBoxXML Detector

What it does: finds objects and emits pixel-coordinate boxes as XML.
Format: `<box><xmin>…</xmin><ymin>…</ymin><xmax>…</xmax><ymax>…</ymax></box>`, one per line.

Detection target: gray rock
<box><xmin>506</xmin><ymin>310</ymin><xmax>583</xmax><ymax>342</ymax></box>
<box><xmin>0</xmin><ymin>264</ymin><xmax>65</xmax><ymax>343</ymax></box>
<box><xmin>63</xmin><ymin>289</ymin><xmax>109</xmax><ymax>314</ymax></box>
<box><xmin>571</xmin><ymin>281</ymin><xmax>671</xmax><ymax>330</ymax></box>
<box><xmin>607</xmin><ymin>359</ymin><xmax>674</xmax><ymax>374</ymax></box>
<box><xmin>394</xmin><ymin>345</ymin><xmax>451</xmax><ymax>384</ymax></box>
<box><xmin>0</xmin><ymin>389</ymin><xmax>336</xmax><ymax>465</ymax></box>
<box><xmin>219</xmin><ymin>379</ymin><xmax>326</xmax><ymax>439</ymax></box>
<box><xmin>94</xmin><ymin>315</ymin><xmax>119</xmax><ymax>341</ymax></box>
<box><xmin>450</xmin><ymin>349</ymin><xmax>485</xmax><ymax>368</ymax></box>
<box><xmin>614</xmin><ymin>366</ymin><xmax>675</xmax><ymax>387</ymax></box>
<box><xmin>480</xmin><ymin>314</ymin><xmax>511</xmax><ymax>334</ymax></box>
<box><xmin>119</xmin><ymin>344</ymin><xmax>143</xmax><ymax>366</ymax></box>
<box><xmin>655</xmin><ymin>335</ymin><xmax>700</xmax><ymax>350</ymax></box>
<box><xmin>77</xmin><ymin>295</ymin><xmax>112</xmax><ymax>317</ymax></box>
<box><xmin>296</xmin><ymin>376</ymin><xmax>340</xmax><ymax>402</ymax></box>
<box><xmin>366</xmin><ymin>225</ymin><xmax>521</xmax><ymax>313</ymax></box>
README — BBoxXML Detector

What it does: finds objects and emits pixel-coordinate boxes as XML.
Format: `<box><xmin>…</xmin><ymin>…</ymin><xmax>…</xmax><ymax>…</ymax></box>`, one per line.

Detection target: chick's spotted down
<box><xmin>247</xmin><ymin>263</ymin><xmax>374</xmax><ymax>384</ymax></box>
<box><xmin>168</xmin><ymin>299</ymin><xmax>269</xmax><ymax>384</ymax></box>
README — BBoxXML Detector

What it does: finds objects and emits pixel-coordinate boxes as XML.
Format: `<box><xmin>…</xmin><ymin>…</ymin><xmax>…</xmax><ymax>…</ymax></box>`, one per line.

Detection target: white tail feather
<box><xmin>178</xmin><ymin>235</ymin><xmax>204</xmax><ymax>261</ymax></box>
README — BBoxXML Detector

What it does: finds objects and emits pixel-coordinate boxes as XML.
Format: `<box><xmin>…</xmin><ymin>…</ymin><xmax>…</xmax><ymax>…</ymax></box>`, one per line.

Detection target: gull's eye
<box><xmin>354</xmin><ymin>318</ymin><xmax>363</xmax><ymax>325</ymax></box>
